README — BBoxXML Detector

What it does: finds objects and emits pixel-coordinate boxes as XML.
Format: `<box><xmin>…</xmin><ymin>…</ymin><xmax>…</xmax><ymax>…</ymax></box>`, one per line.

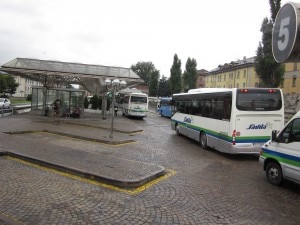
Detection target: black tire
<box><xmin>200</xmin><ymin>132</ymin><xmax>208</xmax><ymax>149</ymax></box>
<box><xmin>266</xmin><ymin>162</ymin><xmax>283</xmax><ymax>186</ymax></box>
<box><xmin>175</xmin><ymin>124</ymin><xmax>181</xmax><ymax>136</ymax></box>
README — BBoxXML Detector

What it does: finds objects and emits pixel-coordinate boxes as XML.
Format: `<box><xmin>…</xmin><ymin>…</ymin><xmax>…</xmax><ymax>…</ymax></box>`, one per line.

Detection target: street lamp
<box><xmin>104</xmin><ymin>78</ymin><xmax>127</xmax><ymax>138</ymax></box>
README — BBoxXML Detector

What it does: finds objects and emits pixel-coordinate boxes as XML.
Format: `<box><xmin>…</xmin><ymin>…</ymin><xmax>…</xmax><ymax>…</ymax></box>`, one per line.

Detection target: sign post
<box><xmin>272</xmin><ymin>2</ymin><xmax>300</xmax><ymax>62</ymax></box>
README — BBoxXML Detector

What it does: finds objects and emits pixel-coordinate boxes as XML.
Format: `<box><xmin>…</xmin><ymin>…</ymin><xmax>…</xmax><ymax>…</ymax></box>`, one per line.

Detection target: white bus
<box><xmin>122</xmin><ymin>92</ymin><xmax>148</xmax><ymax>118</ymax></box>
<box><xmin>171</xmin><ymin>88</ymin><xmax>285</xmax><ymax>154</ymax></box>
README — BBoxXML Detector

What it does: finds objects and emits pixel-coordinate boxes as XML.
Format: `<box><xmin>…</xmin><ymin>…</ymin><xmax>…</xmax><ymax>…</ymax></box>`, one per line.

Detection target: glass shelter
<box><xmin>32</xmin><ymin>86</ymin><xmax>84</xmax><ymax>116</ymax></box>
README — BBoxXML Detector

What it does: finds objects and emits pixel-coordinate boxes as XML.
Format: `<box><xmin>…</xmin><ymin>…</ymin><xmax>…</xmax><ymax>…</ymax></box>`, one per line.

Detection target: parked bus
<box><xmin>122</xmin><ymin>92</ymin><xmax>148</xmax><ymax>118</ymax></box>
<box><xmin>158</xmin><ymin>97</ymin><xmax>173</xmax><ymax>117</ymax></box>
<box><xmin>116</xmin><ymin>88</ymin><xmax>143</xmax><ymax>110</ymax></box>
<box><xmin>171</xmin><ymin>88</ymin><xmax>285</xmax><ymax>154</ymax></box>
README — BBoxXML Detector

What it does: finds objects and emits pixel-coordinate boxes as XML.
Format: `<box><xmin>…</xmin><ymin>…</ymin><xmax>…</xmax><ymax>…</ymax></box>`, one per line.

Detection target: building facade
<box><xmin>13</xmin><ymin>75</ymin><xmax>43</xmax><ymax>98</ymax></box>
<box><xmin>202</xmin><ymin>56</ymin><xmax>300</xmax><ymax>95</ymax></box>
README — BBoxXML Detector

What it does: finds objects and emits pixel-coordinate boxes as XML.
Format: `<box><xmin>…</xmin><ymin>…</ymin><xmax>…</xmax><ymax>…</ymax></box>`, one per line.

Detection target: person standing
<box><xmin>53</xmin><ymin>99</ymin><xmax>62</xmax><ymax>122</ymax></box>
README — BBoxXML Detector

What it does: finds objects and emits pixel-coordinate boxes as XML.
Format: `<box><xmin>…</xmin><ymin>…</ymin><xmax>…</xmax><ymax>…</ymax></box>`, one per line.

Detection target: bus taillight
<box><xmin>240</xmin><ymin>89</ymin><xmax>248</xmax><ymax>93</ymax></box>
<box><xmin>232</xmin><ymin>130</ymin><xmax>236</xmax><ymax>145</ymax></box>
<box><xmin>268</xmin><ymin>89</ymin><xmax>277</xmax><ymax>93</ymax></box>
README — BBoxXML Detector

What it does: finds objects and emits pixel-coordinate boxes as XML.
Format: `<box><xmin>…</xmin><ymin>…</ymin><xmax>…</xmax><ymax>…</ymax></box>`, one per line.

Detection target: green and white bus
<box><xmin>122</xmin><ymin>92</ymin><xmax>148</xmax><ymax>118</ymax></box>
<box><xmin>171</xmin><ymin>88</ymin><xmax>285</xmax><ymax>154</ymax></box>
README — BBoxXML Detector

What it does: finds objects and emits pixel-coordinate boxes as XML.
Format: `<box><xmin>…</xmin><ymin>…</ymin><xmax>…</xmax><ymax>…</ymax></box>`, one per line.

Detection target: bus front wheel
<box><xmin>200</xmin><ymin>132</ymin><xmax>208</xmax><ymax>149</ymax></box>
<box><xmin>266</xmin><ymin>162</ymin><xmax>283</xmax><ymax>186</ymax></box>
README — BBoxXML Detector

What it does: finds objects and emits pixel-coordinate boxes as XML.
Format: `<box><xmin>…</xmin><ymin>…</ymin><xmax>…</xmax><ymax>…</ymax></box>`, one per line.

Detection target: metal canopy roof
<box><xmin>0</xmin><ymin>58</ymin><xmax>143</xmax><ymax>94</ymax></box>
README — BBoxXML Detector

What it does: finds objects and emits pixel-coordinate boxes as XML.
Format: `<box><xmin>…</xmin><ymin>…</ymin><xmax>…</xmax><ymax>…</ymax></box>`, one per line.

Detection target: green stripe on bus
<box><xmin>263</xmin><ymin>153</ymin><xmax>300</xmax><ymax>167</ymax></box>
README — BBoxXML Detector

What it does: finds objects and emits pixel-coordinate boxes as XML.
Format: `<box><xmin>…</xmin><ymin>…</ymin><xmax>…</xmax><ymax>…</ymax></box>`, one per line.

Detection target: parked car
<box><xmin>0</xmin><ymin>98</ymin><xmax>11</xmax><ymax>109</ymax></box>
<box><xmin>259</xmin><ymin>111</ymin><xmax>300</xmax><ymax>186</ymax></box>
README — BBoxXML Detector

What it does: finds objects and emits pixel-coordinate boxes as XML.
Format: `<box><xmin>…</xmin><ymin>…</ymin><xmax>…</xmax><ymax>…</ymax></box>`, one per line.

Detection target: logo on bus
<box><xmin>246</xmin><ymin>122</ymin><xmax>272</xmax><ymax>130</ymax></box>
<box><xmin>184</xmin><ymin>117</ymin><xmax>192</xmax><ymax>123</ymax></box>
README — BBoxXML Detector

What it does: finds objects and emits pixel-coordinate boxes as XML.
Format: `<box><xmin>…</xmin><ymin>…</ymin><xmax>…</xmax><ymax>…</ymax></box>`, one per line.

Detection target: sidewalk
<box><xmin>0</xmin><ymin>110</ymin><xmax>166</xmax><ymax>189</ymax></box>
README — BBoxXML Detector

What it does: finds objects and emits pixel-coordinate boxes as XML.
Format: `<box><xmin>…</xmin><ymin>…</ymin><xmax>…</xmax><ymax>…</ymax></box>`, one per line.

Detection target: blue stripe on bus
<box><xmin>262</xmin><ymin>147</ymin><xmax>300</xmax><ymax>162</ymax></box>
<box><xmin>172</xmin><ymin>119</ymin><xmax>269</xmax><ymax>144</ymax></box>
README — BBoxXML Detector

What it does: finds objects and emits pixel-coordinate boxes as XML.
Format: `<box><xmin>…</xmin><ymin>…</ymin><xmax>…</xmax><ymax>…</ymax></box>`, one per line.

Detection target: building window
<box><xmin>243</xmin><ymin>82</ymin><xmax>245</xmax><ymax>88</ymax></box>
<box><xmin>237</xmin><ymin>71</ymin><xmax>240</xmax><ymax>79</ymax></box>
<box><xmin>244</xmin><ymin>70</ymin><xmax>246</xmax><ymax>78</ymax></box>
<box><xmin>224</xmin><ymin>74</ymin><xmax>226</xmax><ymax>81</ymax></box>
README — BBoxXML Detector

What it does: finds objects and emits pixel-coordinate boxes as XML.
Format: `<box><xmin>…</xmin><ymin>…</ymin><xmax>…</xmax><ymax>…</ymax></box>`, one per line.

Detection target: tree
<box><xmin>169</xmin><ymin>54</ymin><xmax>182</xmax><ymax>94</ymax></box>
<box><xmin>254</xmin><ymin>0</ymin><xmax>284</xmax><ymax>87</ymax></box>
<box><xmin>0</xmin><ymin>74</ymin><xmax>19</xmax><ymax>96</ymax></box>
<box><xmin>131</xmin><ymin>61</ymin><xmax>156</xmax><ymax>85</ymax></box>
<box><xmin>148</xmin><ymin>69</ymin><xmax>160</xmax><ymax>96</ymax></box>
<box><xmin>182</xmin><ymin>57</ymin><xmax>197</xmax><ymax>92</ymax></box>
<box><xmin>131</xmin><ymin>61</ymin><xmax>160</xmax><ymax>96</ymax></box>
<box><xmin>158</xmin><ymin>75</ymin><xmax>171</xmax><ymax>97</ymax></box>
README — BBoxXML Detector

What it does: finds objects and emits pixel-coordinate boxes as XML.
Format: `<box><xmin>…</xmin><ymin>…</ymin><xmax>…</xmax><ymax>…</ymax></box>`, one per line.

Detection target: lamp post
<box><xmin>104</xmin><ymin>78</ymin><xmax>127</xmax><ymax>138</ymax></box>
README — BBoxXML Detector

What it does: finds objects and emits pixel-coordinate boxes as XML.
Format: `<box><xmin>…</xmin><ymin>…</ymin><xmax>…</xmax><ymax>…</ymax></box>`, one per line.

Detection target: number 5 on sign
<box><xmin>277</xmin><ymin>17</ymin><xmax>290</xmax><ymax>51</ymax></box>
<box><xmin>272</xmin><ymin>2</ymin><xmax>300</xmax><ymax>62</ymax></box>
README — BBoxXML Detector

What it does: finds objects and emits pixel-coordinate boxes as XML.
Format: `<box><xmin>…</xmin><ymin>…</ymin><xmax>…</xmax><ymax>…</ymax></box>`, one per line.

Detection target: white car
<box><xmin>0</xmin><ymin>98</ymin><xmax>11</xmax><ymax>109</ymax></box>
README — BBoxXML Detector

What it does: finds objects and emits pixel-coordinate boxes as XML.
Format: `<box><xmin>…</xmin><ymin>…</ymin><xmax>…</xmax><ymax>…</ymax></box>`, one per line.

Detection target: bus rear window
<box><xmin>236</xmin><ymin>89</ymin><xmax>282</xmax><ymax>111</ymax></box>
<box><xmin>131</xmin><ymin>96</ymin><xmax>147</xmax><ymax>103</ymax></box>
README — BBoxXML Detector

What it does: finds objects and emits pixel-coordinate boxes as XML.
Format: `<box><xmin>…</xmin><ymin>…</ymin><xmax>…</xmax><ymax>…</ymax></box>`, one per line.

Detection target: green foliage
<box><xmin>26</xmin><ymin>94</ymin><xmax>32</xmax><ymax>101</ymax></box>
<box><xmin>131</xmin><ymin>61</ymin><xmax>161</xmax><ymax>96</ymax></box>
<box><xmin>98</xmin><ymin>97</ymin><xmax>102</xmax><ymax>109</ymax></box>
<box><xmin>0</xmin><ymin>74</ymin><xmax>19</xmax><ymax>96</ymax></box>
<box><xmin>158</xmin><ymin>75</ymin><xmax>171</xmax><ymax>97</ymax></box>
<box><xmin>131</xmin><ymin>62</ymin><xmax>156</xmax><ymax>85</ymax></box>
<box><xmin>255</xmin><ymin>2</ymin><xmax>284</xmax><ymax>88</ymax></box>
<box><xmin>91</xmin><ymin>95</ymin><xmax>99</xmax><ymax>109</ymax></box>
<box><xmin>149</xmin><ymin>69</ymin><xmax>160</xmax><ymax>96</ymax></box>
<box><xmin>182</xmin><ymin>57</ymin><xmax>197</xmax><ymax>92</ymax></box>
<box><xmin>169</xmin><ymin>54</ymin><xmax>182</xmax><ymax>94</ymax></box>
<box><xmin>269</xmin><ymin>0</ymin><xmax>282</xmax><ymax>22</ymax></box>
<box><xmin>84</xmin><ymin>96</ymin><xmax>89</xmax><ymax>108</ymax></box>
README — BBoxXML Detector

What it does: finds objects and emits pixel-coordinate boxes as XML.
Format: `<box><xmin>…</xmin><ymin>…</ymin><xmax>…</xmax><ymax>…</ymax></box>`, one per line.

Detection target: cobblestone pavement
<box><xmin>0</xmin><ymin>111</ymin><xmax>300</xmax><ymax>224</ymax></box>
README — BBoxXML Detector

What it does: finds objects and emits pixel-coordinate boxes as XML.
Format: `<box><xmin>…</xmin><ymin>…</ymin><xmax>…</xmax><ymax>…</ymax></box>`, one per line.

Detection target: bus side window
<box><xmin>223</xmin><ymin>101</ymin><xmax>231</xmax><ymax>120</ymax></box>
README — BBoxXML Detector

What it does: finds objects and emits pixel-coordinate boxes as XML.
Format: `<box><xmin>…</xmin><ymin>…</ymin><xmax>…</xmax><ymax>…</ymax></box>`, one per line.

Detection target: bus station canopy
<box><xmin>0</xmin><ymin>58</ymin><xmax>143</xmax><ymax>94</ymax></box>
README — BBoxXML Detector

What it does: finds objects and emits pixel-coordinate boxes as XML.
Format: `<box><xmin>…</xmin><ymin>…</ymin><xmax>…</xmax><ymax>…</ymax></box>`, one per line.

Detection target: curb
<box><xmin>3</xmin><ymin>130</ymin><xmax>136</xmax><ymax>145</ymax></box>
<box><xmin>1</xmin><ymin>152</ymin><xmax>166</xmax><ymax>189</ymax></box>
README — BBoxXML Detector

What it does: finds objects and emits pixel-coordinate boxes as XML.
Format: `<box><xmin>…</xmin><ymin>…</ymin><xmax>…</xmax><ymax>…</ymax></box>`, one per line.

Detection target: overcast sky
<box><xmin>0</xmin><ymin>0</ymin><xmax>290</xmax><ymax>77</ymax></box>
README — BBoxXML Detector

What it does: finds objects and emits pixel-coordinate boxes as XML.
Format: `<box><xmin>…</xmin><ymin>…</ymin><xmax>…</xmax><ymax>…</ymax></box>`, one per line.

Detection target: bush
<box><xmin>91</xmin><ymin>95</ymin><xmax>99</xmax><ymax>109</ymax></box>
<box><xmin>26</xmin><ymin>94</ymin><xmax>32</xmax><ymax>101</ymax></box>
<box><xmin>84</xmin><ymin>96</ymin><xmax>89</xmax><ymax>109</ymax></box>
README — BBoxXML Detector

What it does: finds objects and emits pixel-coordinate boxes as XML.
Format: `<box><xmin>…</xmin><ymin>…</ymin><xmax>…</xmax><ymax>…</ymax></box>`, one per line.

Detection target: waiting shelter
<box><xmin>0</xmin><ymin>58</ymin><xmax>143</xmax><ymax>116</ymax></box>
<box><xmin>31</xmin><ymin>86</ymin><xmax>85</xmax><ymax>117</ymax></box>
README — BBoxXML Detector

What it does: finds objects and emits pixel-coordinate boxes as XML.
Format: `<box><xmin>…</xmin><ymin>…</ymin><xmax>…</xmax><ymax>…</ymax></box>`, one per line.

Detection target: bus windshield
<box><xmin>236</xmin><ymin>89</ymin><xmax>282</xmax><ymax>111</ymax></box>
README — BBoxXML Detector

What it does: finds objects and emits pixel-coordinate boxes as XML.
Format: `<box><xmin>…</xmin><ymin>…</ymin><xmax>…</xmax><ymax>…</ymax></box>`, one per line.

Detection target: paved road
<box><xmin>0</xmin><ymin>112</ymin><xmax>299</xmax><ymax>225</ymax></box>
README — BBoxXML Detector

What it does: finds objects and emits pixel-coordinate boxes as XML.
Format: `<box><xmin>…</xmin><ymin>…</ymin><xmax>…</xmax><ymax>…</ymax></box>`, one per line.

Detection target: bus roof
<box><xmin>125</xmin><ymin>92</ymin><xmax>148</xmax><ymax>96</ymax></box>
<box><xmin>173</xmin><ymin>88</ymin><xmax>282</xmax><ymax>96</ymax></box>
<box><xmin>188</xmin><ymin>88</ymin><xmax>232</xmax><ymax>93</ymax></box>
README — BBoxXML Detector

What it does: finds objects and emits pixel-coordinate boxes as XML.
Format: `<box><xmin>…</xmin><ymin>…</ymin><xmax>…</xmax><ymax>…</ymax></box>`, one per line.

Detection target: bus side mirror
<box><xmin>271</xmin><ymin>130</ymin><xmax>277</xmax><ymax>142</ymax></box>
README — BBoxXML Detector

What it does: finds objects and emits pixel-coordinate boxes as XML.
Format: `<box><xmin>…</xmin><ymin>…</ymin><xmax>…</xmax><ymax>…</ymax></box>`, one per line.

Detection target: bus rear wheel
<box><xmin>200</xmin><ymin>132</ymin><xmax>208</xmax><ymax>149</ymax></box>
